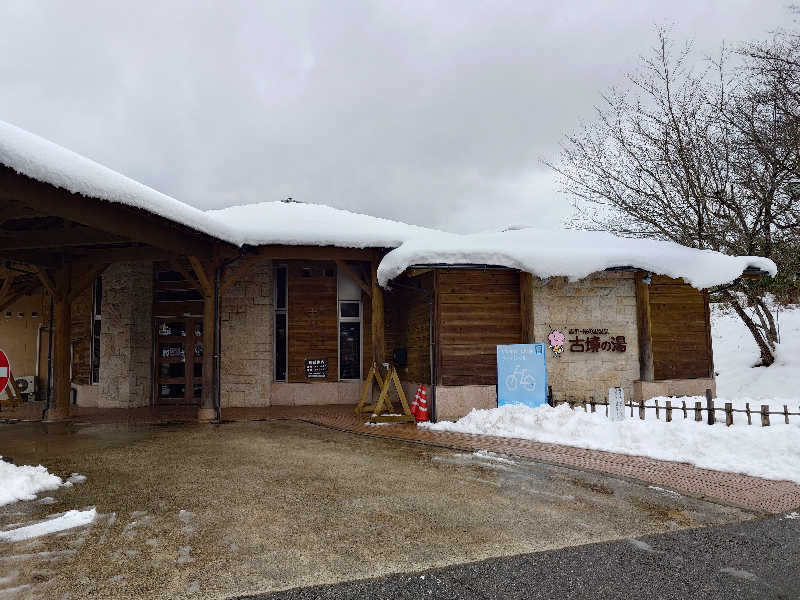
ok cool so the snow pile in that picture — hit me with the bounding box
[0,120,241,244]
[0,509,96,542]
[207,201,439,249]
[712,304,800,403]
[422,403,800,483]
[378,228,776,290]
[0,459,63,506]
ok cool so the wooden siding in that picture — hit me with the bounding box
[436,269,522,386]
[648,275,713,380]
[287,260,338,383]
[384,272,433,383]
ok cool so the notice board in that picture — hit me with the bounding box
[304,358,328,379]
[496,344,547,408]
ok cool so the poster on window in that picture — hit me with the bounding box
[496,344,548,408]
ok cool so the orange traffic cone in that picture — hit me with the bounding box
[410,387,420,418]
[415,385,429,422]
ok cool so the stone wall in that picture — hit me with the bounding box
[532,272,640,404]
[99,262,153,408]
[219,259,272,407]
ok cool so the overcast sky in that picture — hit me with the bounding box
[0,1,791,232]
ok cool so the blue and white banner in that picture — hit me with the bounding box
[496,344,548,408]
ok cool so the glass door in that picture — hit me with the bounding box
[154,317,203,405]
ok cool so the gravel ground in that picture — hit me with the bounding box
[0,419,755,599]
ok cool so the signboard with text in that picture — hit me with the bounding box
[497,344,547,408]
[608,387,625,422]
[304,358,328,379]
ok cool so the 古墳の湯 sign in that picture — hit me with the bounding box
[567,328,626,353]
[304,358,328,379]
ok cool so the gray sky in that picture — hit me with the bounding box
[0,1,791,232]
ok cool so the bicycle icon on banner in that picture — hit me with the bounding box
[504,365,537,392]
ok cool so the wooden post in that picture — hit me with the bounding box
[547,385,553,407]
[784,405,790,425]
[590,397,596,413]
[761,405,770,427]
[635,272,654,381]
[371,257,384,366]
[639,398,645,420]
[746,402,752,425]
[655,399,660,419]
[519,272,535,344]
[190,254,219,422]
[48,291,72,421]
[582,399,587,412]
[682,400,687,419]
[666,400,672,422]
[706,388,715,425]
[725,402,733,427]
[694,401,702,422]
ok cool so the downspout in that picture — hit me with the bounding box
[213,264,221,422]
[428,291,436,423]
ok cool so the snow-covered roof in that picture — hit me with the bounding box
[376,228,778,290]
[206,201,438,248]
[0,120,777,289]
[0,120,241,245]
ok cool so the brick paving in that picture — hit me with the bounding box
[3,402,799,514]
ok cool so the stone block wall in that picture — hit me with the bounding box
[99,262,153,408]
[532,272,640,403]
[219,259,272,407]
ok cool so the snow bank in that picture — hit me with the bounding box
[422,403,800,483]
[0,120,241,244]
[0,509,96,542]
[0,459,62,506]
[207,201,439,248]
[377,228,777,290]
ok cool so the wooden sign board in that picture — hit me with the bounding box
[608,387,625,422]
[305,358,328,379]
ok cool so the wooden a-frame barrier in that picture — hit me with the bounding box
[355,362,416,424]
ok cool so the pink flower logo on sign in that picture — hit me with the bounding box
[548,330,565,357]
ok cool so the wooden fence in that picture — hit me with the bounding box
[550,389,799,427]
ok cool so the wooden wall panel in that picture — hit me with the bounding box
[648,275,713,380]
[287,260,338,383]
[436,269,521,386]
[383,272,432,383]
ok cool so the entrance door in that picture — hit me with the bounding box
[154,317,203,406]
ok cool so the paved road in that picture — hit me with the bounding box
[241,514,800,600]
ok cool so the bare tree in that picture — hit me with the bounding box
[548,28,800,367]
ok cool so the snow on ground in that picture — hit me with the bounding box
[423,305,800,483]
[0,509,96,542]
[0,459,63,506]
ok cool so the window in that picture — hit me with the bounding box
[338,301,361,380]
[274,264,288,381]
[90,277,102,384]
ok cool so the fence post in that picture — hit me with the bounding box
[666,400,672,422]
[548,385,553,407]
[725,402,733,427]
[655,399,660,419]
[784,405,790,425]
[630,399,634,418]
[682,400,687,419]
[694,401,702,422]
[746,403,752,425]
[706,388,715,425]
[761,405,770,427]
[590,397,596,413]
[639,399,645,420]
[582,399,587,412]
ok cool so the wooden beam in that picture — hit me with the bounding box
[407,268,433,278]
[34,266,58,298]
[69,246,176,265]
[170,260,202,293]
[0,228,126,251]
[0,165,220,258]
[0,280,41,314]
[336,259,371,297]
[0,272,16,305]
[635,272,654,382]
[519,271,535,344]
[67,264,108,303]
[188,256,213,298]
[256,245,373,262]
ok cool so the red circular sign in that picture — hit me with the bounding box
[0,349,10,396]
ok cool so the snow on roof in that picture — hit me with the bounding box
[377,228,778,290]
[0,120,241,245]
[206,200,440,248]
[0,120,776,289]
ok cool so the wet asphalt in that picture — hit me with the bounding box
[240,512,800,600]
